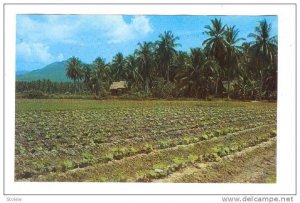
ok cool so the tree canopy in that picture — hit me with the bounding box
[18,18,278,100]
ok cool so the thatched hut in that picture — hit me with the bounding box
[109,81,128,95]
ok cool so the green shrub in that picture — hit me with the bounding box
[168,163,180,172]
[99,87,109,98]
[158,140,171,148]
[26,90,46,99]
[145,168,167,179]
[97,176,108,182]
[141,144,153,154]
[229,143,239,152]
[62,160,73,171]
[128,147,137,156]
[192,137,200,143]
[151,78,176,98]
[214,129,222,137]
[218,145,231,157]
[201,134,209,140]
[201,153,220,162]
[32,161,45,171]
[188,154,199,164]
[182,136,192,145]
[153,163,167,170]
[16,146,27,155]
[256,136,268,144]
[172,157,186,168]
[26,135,34,142]
[109,146,137,160]
[82,153,94,164]
[94,136,106,144]
[112,151,123,160]
[120,91,152,100]
[103,153,114,162]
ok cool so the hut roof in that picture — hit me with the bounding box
[109,81,128,90]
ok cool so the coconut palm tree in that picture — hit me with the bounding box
[82,63,93,90]
[156,31,180,82]
[135,42,154,93]
[248,19,277,99]
[177,48,218,98]
[66,56,83,94]
[173,51,189,84]
[209,60,222,96]
[202,18,227,71]
[91,57,109,97]
[125,54,142,90]
[224,26,244,99]
[111,52,126,81]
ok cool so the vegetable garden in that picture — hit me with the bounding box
[15,99,276,182]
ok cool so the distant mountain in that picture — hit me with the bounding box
[17,61,72,82]
[16,70,29,76]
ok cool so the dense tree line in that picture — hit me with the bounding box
[18,18,278,100]
[16,79,86,94]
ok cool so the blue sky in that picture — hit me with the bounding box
[16,15,277,71]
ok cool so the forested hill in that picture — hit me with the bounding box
[16,61,71,82]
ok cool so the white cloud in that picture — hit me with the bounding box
[16,15,153,70]
[17,15,78,44]
[131,16,153,34]
[17,42,64,63]
[99,15,153,43]
[17,15,153,45]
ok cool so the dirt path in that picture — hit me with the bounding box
[154,137,276,183]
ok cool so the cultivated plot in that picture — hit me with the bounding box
[15,99,276,182]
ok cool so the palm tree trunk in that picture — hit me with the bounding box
[166,68,170,82]
[78,79,80,94]
[227,81,230,99]
[95,88,100,98]
[145,78,149,93]
[215,78,219,95]
[227,60,230,99]
[74,80,76,94]
[166,62,170,82]
[259,69,263,100]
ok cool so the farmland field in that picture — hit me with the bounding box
[15,99,277,182]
